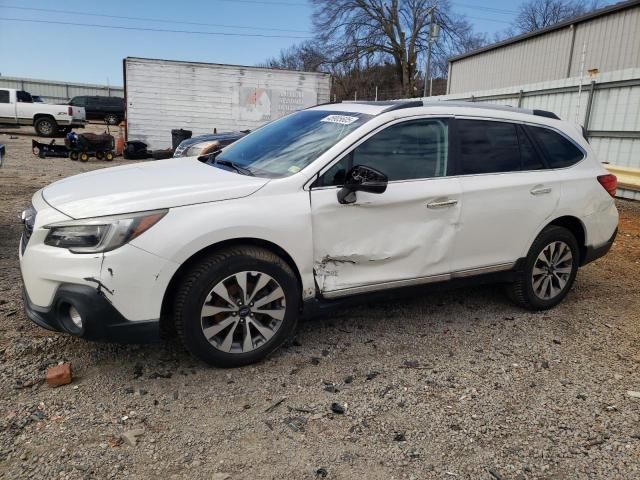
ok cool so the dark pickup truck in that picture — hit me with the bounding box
[68,96,125,125]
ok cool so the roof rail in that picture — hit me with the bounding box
[532,109,560,120]
[382,100,424,112]
[307,100,342,110]
[419,100,561,120]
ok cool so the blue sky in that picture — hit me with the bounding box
[0,0,554,86]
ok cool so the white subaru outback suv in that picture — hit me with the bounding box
[20,101,618,367]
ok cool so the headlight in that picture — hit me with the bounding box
[44,209,167,253]
[183,141,221,157]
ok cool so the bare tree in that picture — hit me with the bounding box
[310,0,484,97]
[513,0,603,33]
[261,41,327,72]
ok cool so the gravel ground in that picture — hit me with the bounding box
[1,125,640,480]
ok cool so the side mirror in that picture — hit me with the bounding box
[337,165,388,204]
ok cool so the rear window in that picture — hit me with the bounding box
[528,126,584,168]
[0,90,9,103]
[70,97,87,106]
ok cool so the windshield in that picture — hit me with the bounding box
[215,110,373,178]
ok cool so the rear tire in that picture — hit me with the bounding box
[105,114,120,125]
[34,117,57,137]
[174,246,300,367]
[506,225,579,310]
[104,151,114,161]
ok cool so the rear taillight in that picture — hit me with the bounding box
[597,174,617,197]
[68,106,73,116]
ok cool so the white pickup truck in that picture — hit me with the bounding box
[0,89,86,137]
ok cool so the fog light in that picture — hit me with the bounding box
[68,306,83,329]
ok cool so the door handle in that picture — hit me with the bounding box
[530,185,552,195]
[427,199,458,209]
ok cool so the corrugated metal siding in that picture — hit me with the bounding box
[522,90,590,123]
[569,7,640,77]
[590,137,640,169]
[124,58,331,150]
[618,189,640,200]
[449,28,573,93]
[0,76,123,104]
[449,4,640,94]
[588,84,640,131]
[423,68,640,199]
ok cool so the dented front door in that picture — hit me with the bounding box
[310,177,462,295]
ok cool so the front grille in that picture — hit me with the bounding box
[21,205,36,254]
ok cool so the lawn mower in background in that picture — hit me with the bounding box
[65,131,115,162]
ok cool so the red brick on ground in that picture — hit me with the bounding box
[46,363,72,387]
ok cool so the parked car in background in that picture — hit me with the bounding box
[20,101,618,368]
[0,88,86,136]
[68,95,124,125]
[173,131,248,158]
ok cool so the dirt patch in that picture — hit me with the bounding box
[1,126,640,479]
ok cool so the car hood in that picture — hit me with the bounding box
[42,157,269,218]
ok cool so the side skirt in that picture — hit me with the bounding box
[302,258,526,319]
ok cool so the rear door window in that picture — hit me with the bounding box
[0,90,9,103]
[457,120,521,174]
[518,125,545,170]
[16,91,33,103]
[528,126,584,168]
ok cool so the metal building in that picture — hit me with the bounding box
[437,0,640,199]
[0,76,123,104]
[447,0,640,94]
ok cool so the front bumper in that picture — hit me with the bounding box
[23,284,160,343]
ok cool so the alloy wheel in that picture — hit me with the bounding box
[531,241,573,300]
[200,271,286,354]
[39,121,53,135]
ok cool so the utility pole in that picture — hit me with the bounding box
[423,3,439,98]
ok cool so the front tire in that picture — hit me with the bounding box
[174,246,300,367]
[507,225,579,310]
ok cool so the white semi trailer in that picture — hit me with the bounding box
[123,57,332,150]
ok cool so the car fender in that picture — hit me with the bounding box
[130,190,316,300]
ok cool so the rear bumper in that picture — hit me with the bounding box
[23,284,160,343]
[581,228,617,266]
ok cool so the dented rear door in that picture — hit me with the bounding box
[309,117,461,296]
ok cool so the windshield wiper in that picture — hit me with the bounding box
[198,152,254,176]
[214,159,255,176]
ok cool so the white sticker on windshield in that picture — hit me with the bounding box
[321,115,359,125]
